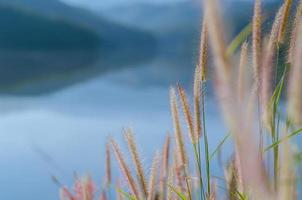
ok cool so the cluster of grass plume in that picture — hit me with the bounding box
[59,0,302,199]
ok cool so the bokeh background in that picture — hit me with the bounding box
[0,0,282,199]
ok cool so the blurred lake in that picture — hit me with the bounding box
[0,0,282,199]
[0,59,230,200]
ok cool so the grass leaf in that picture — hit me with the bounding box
[116,188,136,200]
[168,184,188,200]
[210,133,230,160]
[264,127,302,152]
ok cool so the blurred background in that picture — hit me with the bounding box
[0,0,282,199]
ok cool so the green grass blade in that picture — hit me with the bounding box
[201,81,210,196]
[116,188,136,200]
[235,191,248,200]
[264,128,302,152]
[193,144,205,200]
[226,23,252,56]
[168,184,188,200]
[210,133,230,160]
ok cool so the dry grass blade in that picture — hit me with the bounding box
[177,85,196,144]
[252,0,262,88]
[169,87,187,166]
[288,0,302,63]
[288,18,302,125]
[110,139,139,198]
[124,129,148,199]
[147,152,160,200]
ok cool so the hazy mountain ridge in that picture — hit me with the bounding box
[0,0,158,94]
[0,6,101,50]
[101,1,282,59]
[0,0,157,49]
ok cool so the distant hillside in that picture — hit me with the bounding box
[98,1,282,88]
[0,6,100,50]
[0,0,157,50]
[102,1,281,58]
[0,0,157,94]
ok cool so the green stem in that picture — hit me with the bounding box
[193,144,205,200]
[272,43,280,190]
[201,81,210,196]
[184,170,192,200]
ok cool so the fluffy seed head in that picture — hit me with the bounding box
[278,0,292,43]
[288,0,302,63]
[237,42,248,103]
[177,85,197,144]
[169,87,187,166]
[199,19,208,81]
[147,152,160,200]
[110,139,139,198]
[252,0,262,88]
[104,142,111,187]
[124,129,148,198]
[288,18,302,125]
[261,5,284,131]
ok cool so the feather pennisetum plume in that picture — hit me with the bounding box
[203,0,237,131]
[177,85,196,144]
[203,1,272,198]
[261,6,284,131]
[124,129,148,199]
[278,0,292,43]
[110,139,139,198]
[147,152,160,200]
[172,148,185,194]
[288,18,302,125]
[169,87,187,166]
[104,142,111,187]
[74,176,95,200]
[224,157,239,200]
[203,0,230,82]
[194,19,207,139]
[237,42,248,104]
[252,0,262,88]
[288,0,302,64]
[159,134,170,199]
[199,19,208,82]
[193,66,202,140]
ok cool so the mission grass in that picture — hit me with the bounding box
[59,0,302,199]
